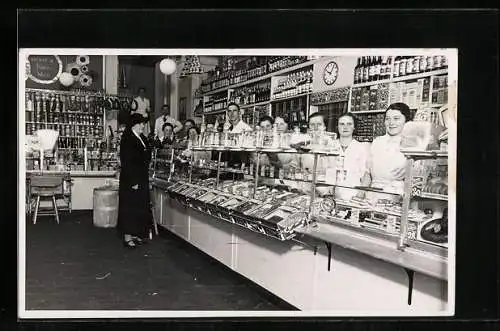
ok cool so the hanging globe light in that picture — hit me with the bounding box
[59,72,75,86]
[159,58,177,75]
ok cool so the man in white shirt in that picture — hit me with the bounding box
[133,87,151,136]
[218,103,252,174]
[154,104,183,139]
[227,102,252,133]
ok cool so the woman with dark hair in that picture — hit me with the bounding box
[365,102,413,193]
[117,113,154,248]
[335,112,370,200]
[161,122,175,146]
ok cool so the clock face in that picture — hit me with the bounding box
[323,61,339,85]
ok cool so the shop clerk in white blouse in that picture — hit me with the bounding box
[365,102,412,194]
[335,113,370,200]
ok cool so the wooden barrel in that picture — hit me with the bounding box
[93,185,119,228]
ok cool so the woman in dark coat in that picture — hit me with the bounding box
[117,113,153,248]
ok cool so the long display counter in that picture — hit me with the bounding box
[151,178,449,314]
[26,170,117,210]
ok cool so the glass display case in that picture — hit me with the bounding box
[151,124,449,257]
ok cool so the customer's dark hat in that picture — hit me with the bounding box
[128,113,148,127]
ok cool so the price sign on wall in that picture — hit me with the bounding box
[411,176,425,197]
[27,55,63,84]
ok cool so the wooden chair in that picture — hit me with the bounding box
[28,173,70,224]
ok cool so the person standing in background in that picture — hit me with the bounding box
[132,87,152,136]
[160,123,176,146]
[105,109,119,139]
[154,104,183,139]
[179,119,196,140]
[117,114,153,249]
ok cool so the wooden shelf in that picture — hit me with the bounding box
[351,109,386,114]
[352,69,448,88]
[401,150,448,158]
[239,100,271,109]
[203,58,325,96]
[202,109,226,116]
[271,91,311,102]
[25,110,104,115]
[415,192,448,201]
[26,122,102,126]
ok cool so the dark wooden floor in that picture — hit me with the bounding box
[24,211,296,311]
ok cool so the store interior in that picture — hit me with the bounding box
[22,53,453,314]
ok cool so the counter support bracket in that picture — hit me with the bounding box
[325,241,332,271]
[404,268,414,305]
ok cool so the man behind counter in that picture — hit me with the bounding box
[218,103,252,179]
[227,102,252,133]
[154,104,183,139]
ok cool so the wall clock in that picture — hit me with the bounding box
[323,61,339,85]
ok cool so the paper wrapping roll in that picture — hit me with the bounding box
[93,186,119,228]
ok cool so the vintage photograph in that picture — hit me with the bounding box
[18,49,457,318]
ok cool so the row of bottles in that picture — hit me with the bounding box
[272,69,313,100]
[25,92,106,114]
[57,137,91,149]
[204,94,228,113]
[26,111,103,125]
[26,122,104,137]
[230,81,271,105]
[267,56,308,73]
[354,55,449,84]
[354,56,392,84]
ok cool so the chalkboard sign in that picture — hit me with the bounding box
[27,55,63,84]
[25,55,103,91]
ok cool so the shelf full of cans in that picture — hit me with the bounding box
[353,55,449,85]
[201,56,311,94]
[203,91,229,114]
[25,89,105,139]
[229,80,272,106]
[349,58,448,143]
[271,68,313,100]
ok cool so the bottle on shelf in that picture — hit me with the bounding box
[426,55,434,72]
[374,56,381,81]
[379,56,387,80]
[362,57,370,83]
[354,57,361,84]
[367,56,374,82]
[405,56,414,76]
[393,56,401,78]
[399,56,407,77]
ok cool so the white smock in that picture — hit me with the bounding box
[334,139,370,200]
[367,134,407,202]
